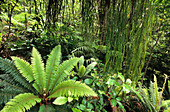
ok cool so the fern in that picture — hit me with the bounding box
[138,75,167,112]
[1,93,41,112]
[49,58,80,92]
[45,45,61,92]
[0,45,97,112]
[11,57,34,83]
[0,57,35,93]
[153,75,159,109]
[49,80,97,98]
[31,47,46,94]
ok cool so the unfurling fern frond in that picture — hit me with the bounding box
[50,58,80,91]
[49,80,97,98]
[45,45,61,92]
[1,93,41,112]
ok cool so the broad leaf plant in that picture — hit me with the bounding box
[0,45,97,112]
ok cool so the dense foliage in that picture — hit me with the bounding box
[0,0,169,111]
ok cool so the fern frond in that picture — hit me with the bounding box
[0,74,36,94]
[154,75,159,109]
[49,58,80,91]
[49,80,97,98]
[0,57,35,93]
[71,46,95,57]
[11,57,34,83]
[0,84,25,104]
[0,79,27,93]
[149,81,155,104]
[79,56,84,67]
[138,85,153,111]
[31,47,46,94]
[1,93,41,112]
[45,45,61,92]
[0,90,17,104]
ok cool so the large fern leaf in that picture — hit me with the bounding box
[11,57,34,83]
[48,80,97,98]
[45,45,61,92]
[31,47,46,94]
[1,93,41,112]
[0,74,35,104]
[0,74,30,93]
[0,57,35,93]
[49,58,80,91]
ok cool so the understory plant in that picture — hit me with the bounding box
[0,45,97,112]
[139,74,169,112]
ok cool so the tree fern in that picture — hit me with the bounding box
[49,80,97,98]
[1,93,41,112]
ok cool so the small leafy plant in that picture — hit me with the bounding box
[0,45,97,112]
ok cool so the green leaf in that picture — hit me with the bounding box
[123,84,131,93]
[87,102,94,109]
[161,100,170,108]
[116,97,121,101]
[118,73,125,82]
[11,57,34,83]
[111,99,117,107]
[129,85,145,103]
[38,104,56,112]
[79,104,86,111]
[78,66,85,77]
[106,78,120,86]
[154,75,159,108]
[72,108,82,112]
[48,80,97,98]
[45,45,61,92]
[31,47,46,94]
[117,101,126,112]
[84,62,97,76]
[79,56,84,67]
[1,93,41,112]
[68,97,73,102]
[53,97,68,105]
[84,79,93,85]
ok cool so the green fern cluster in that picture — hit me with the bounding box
[0,45,97,112]
[138,75,168,112]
